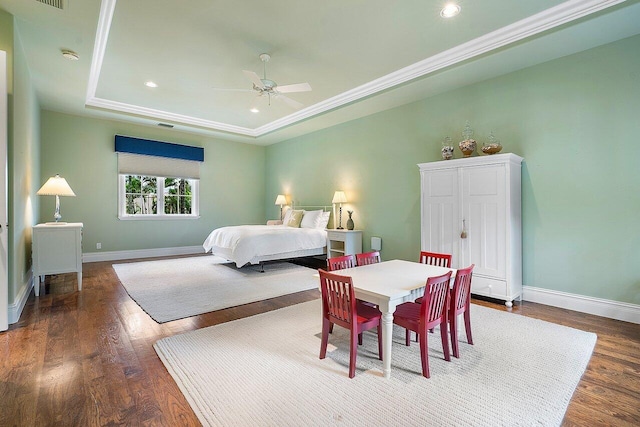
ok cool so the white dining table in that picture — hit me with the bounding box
[332,259,456,379]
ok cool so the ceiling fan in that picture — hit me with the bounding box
[214,53,312,110]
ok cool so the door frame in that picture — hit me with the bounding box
[1,50,8,331]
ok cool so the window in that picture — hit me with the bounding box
[119,174,199,219]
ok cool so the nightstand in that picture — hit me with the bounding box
[32,223,83,296]
[326,229,363,258]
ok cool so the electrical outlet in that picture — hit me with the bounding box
[96,242,102,250]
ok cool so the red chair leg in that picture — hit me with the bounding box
[440,321,451,362]
[320,318,330,359]
[419,330,430,378]
[405,328,411,346]
[450,313,460,358]
[464,310,473,345]
[358,332,363,345]
[329,323,334,334]
[349,329,358,378]
[416,329,433,343]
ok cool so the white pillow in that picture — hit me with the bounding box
[282,208,293,225]
[316,211,330,229]
[300,210,322,229]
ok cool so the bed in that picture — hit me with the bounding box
[202,206,331,268]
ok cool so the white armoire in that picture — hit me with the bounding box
[418,153,523,306]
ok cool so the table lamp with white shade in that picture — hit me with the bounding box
[37,174,76,224]
[275,194,287,220]
[332,191,347,229]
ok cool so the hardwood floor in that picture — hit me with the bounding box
[1,257,638,426]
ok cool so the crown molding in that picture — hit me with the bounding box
[85,96,257,137]
[87,0,626,139]
[86,0,116,103]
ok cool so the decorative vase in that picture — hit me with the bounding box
[459,121,476,157]
[441,136,454,160]
[346,211,354,230]
[481,131,503,155]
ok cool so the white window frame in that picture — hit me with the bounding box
[118,174,200,220]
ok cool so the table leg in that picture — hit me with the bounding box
[381,312,393,378]
[34,273,41,297]
[77,271,82,291]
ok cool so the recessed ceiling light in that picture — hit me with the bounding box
[440,3,461,18]
[145,81,158,88]
[250,108,260,113]
[61,49,79,60]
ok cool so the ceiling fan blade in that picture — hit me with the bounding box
[277,94,304,109]
[242,70,264,88]
[276,82,312,93]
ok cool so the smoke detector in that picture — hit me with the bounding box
[61,49,79,60]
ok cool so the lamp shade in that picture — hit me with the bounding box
[37,174,76,197]
[274,194,287,206]
[332,191,347,204]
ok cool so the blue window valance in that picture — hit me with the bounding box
[115,135,204,162]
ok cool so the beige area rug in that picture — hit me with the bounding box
[112,256,318,323]
[154,299,597,426]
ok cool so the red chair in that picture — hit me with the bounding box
[449,264,475,358]
[327,254,356,271]
[318,269,383,378]
[393,271,453,378]
[413,251,452,341]
[419,251,452,268]
[355,251,381,308]
[327,254,375,331]
[356,251,381,266]
[326,255,357,333]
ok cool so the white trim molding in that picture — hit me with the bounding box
[9,271,33,324]
[83,245,204,263]
[86,0,625,138]
[523,286,640,325]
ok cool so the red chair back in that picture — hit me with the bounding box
[327,254,356,271]
[451,264,474,316]
[355,251,381,266]
[318,269,356,327]
[419,251,452,268]
[420,271,453,327]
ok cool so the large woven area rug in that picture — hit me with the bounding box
[155,299,597,426]
[112,256,317,323]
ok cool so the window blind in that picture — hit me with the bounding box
[115,135,204,179]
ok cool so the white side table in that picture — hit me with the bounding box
[326,229,363,259]
[32,222,83,296]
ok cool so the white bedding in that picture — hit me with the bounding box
[202,225,327,267]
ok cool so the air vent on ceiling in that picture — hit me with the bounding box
[36,0,64,10]
[157,123,174,128]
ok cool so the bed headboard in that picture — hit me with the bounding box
[290,204,334,228]
[290,204,332,212]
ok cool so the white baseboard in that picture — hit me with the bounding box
[523,286,640,325]
[83,245,205,263]
[9,270,33,324]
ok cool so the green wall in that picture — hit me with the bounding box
[1,10,41,305]
[39,112,266,254]
[266,35,640,305]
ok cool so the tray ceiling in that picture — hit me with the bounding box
[1,0,639,144]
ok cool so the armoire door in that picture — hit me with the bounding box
[420,168,460,263]
[460,164,507,279]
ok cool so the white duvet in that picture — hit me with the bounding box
[202,225,327,267]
